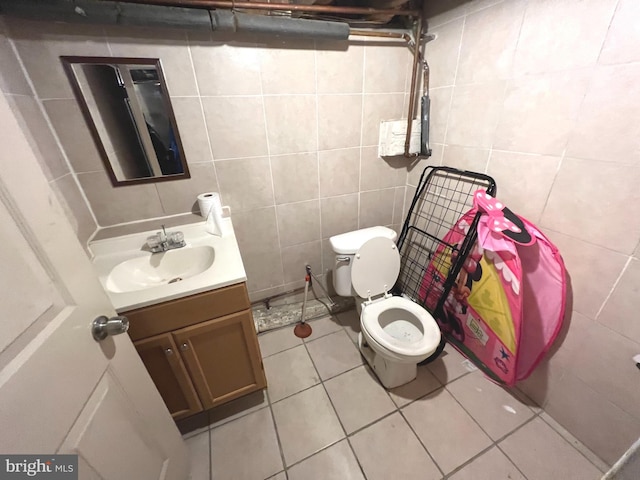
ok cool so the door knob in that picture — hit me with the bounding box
[92,315,129,341]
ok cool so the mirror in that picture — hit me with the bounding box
[61,56,190,186]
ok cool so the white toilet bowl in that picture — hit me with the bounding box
[330,228,441,388]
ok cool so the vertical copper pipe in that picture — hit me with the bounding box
[404,16,422,158]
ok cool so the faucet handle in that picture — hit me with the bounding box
[146,234,161,250]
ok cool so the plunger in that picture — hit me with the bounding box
[294,269,313,339]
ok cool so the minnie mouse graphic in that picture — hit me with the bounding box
[439,241,484,342]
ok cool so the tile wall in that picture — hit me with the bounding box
[2,18,413,297]
[0,20,97,247]
[413,0,640,466]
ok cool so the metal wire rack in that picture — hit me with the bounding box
[394,166,497,332]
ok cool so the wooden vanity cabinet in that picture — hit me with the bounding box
[125,282,266,420]
[134,333,203,419]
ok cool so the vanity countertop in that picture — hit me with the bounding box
[89,218,246,312]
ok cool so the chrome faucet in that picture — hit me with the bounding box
[146,225,186,253]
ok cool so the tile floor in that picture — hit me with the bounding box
[182,310,609,480]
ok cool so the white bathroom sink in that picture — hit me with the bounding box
[105,245,216,293]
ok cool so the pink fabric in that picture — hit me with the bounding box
[418,192,566,385]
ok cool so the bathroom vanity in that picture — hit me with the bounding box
[90,218,266,420]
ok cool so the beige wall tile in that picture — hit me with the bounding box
[259,40,315,95]
[364,42,409,93]
[50,174,97,246]
[598,259,640,342]
[318,148,360,197]
[202,96,268,160]
[446,81,505,148]
[321,194,358,239]
[494,71,590,155]
[277,200,321,247]
[545,230,628,319]
[156,162,218,215]
[513,0,617,76]
[486,151,559,223]
[232,206,284,292]
[281,241,322,284]
[42,99,104,174]
[361,93,404,147]
[544,371,640,466]
[316,42,364,94]
[360,146,406,191]
[392,186,406,225]
[359,188,395,229]
[566,64,640,166]
[424,18,464,89]
[442,145,489,172]
[318,94,362,150]
[106,26,198,97]
[190,39,262,96]
[541,158,640,254]
[7,95,69,181]
[77,170,164,225]
[456,0,526,84]
[264,95,317,155]
[215,157,274,212]
[428,87,452,145]
[171,97,213,164]
[8,18,110,99]
[270,152,319,205]
[0,32,30,95]
[406,144,443,187]
[599,0,640,65]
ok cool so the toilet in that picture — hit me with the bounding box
[330,226,441,388]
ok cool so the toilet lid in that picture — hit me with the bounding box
[351,237,400,298]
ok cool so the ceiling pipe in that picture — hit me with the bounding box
[119,0,421,17]
[404,15,422,158]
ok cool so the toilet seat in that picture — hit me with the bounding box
[361,296,441,359]
[350,237,441,362]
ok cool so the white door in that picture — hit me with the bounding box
[0,88,189,477]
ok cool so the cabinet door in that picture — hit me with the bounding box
[134,333,203,420]
[173,310,266,409]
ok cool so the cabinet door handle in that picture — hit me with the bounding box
[180,343,189,351]
[164,348,174,356]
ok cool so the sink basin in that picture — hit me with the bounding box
[105,245,215,293]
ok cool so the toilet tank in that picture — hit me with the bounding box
[329,226,398,297]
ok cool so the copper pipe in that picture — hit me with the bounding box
[404,16,421,158]
[118,0,421,16]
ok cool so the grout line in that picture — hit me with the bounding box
[186,38,221,197]
[537,411,610,474]
[594,255,631,320]
[264,389,289,478]
[595,0,622,64]
[206,410,213,480]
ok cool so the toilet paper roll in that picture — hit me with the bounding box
[197,192,222,218]
[197,192,224,236]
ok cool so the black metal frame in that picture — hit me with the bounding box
[394,166,496,358]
